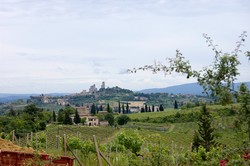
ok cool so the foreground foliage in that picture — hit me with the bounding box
[129,31,249,105]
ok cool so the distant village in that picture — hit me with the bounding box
[28,81,151,126]
[24,80,213,127]
[0,81,212,127]
[29,81,106,105]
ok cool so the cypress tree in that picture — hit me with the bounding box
[100,105,103,111]
[52,111,56,122]
[96,105,99,114]
[141,107,145,113]
[118,101,121,114]
[126,103,129,114]
[63,112,73,125]
[145,103,148,112]
[197,104,216,152]
[174,100,178,109]
[107,103,112,113]
[73,109,81,124]
[159,104,164,111]
[122,104,125,114]
[238,83,250,141]
[91,104,96,115]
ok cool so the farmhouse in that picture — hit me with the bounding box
[84,115,99,126]
[73,114,99,126]
[71,107,109,126]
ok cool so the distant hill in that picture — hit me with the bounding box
[0,94,31,103]
[0,93,70,103]
[138,82,250,95]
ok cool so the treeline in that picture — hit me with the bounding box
[0,104,85,138]
[0,104,52,137]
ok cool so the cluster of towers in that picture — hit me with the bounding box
[89,81,105,93]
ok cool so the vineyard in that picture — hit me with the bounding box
[8,126,249,166]
[3,105,248,166]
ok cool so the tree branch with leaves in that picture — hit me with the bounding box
[128,31,249,105]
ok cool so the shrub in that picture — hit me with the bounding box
[117,130,143,155]
[116,115,130,125]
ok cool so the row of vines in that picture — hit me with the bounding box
[7,127,249,166]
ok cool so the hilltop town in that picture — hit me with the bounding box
[0,81,213,117]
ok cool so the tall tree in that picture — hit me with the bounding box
[57,109,64,123]
[118,101,121,114]
[174,100,178,109]
[96,105,99,114]
[126,103,129,114]
[52,111,56,122]
[237,83,250,141]
[145,103,148,112]
[107,103,112,113]
[152,105,155,112]
[148,106,151,112]
[197,104,216,152]
[122,104,125,114]
[159,104,164,111]
[90,104,96,115]
[141,107,145,113]
[73,109,81,124]
[63,112,73,125]
[99,105,103,111]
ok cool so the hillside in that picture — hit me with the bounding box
[0,94,32,103]
[0,85,213,115]
[0,93,70,103]
[13,104,246,166]
[138,82,250,95]
[2,82,249,103]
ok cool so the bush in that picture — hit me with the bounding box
[116,115,130,125]
[116,130,142,155]
[105,113,115,126]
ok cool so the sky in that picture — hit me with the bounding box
[0,0,250,94]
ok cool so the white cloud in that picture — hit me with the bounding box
[0,0,249,20]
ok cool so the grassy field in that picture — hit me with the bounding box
[124,120,240,150]
[124,104,241,148]
[127,104,240,120]
[127,108,200,120]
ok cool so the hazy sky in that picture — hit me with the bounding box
[0,0,250,93]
